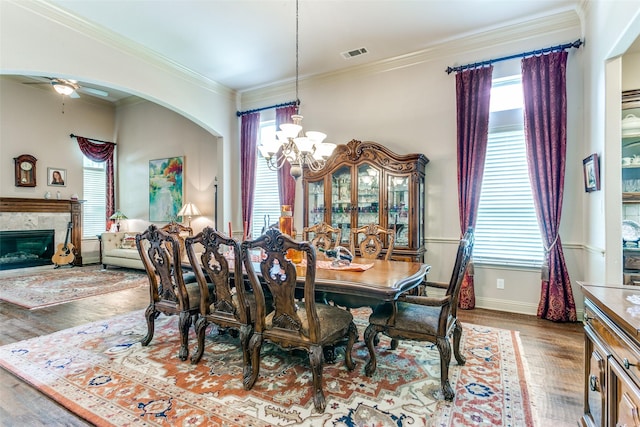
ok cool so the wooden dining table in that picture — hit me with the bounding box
[299,257,430,301]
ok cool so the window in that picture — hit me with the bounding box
[474,75,544,266]
[83,157,106,238]
[251,121,281,238]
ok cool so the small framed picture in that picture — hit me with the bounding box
[48,168,67,187]
[583,154,600,192]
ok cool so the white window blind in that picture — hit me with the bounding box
[251,122,281,238]
[474,75,544,267]
[83,158,106,238]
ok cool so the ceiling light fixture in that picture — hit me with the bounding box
[257,0,336,180]
[52,81,76,96]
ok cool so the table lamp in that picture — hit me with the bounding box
[178,202,201,228]
[109,210,128,231]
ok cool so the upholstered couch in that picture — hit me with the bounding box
[101,231,144,270]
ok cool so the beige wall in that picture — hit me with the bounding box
[3,0,640,316]
[115,99,218,235]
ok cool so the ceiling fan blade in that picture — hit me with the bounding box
[79,87,109,97]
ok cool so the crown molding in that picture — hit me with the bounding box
[15,0,235,99]
[241,9,581,108]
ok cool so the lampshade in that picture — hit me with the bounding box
[109,210,127,220]
[178,203,201,217]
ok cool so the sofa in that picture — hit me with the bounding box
[101,231,144,270]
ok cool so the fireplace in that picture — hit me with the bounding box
[0,230,55,270]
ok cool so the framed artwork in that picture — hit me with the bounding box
[583,153,600,192]
[149,156,184,222]
[48,167,67,187]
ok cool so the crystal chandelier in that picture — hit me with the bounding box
[257,0,336,180]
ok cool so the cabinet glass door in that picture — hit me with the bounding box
[307,180,325,226]
[388,174,409,246]
[356,164,380,228]
[331,166,352,244]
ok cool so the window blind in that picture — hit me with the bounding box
[474,129,544,266]
[83,161,106,238]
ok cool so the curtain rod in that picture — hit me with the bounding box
[445,39,583,75]
[236,100,299,117]
[69,133,115,145]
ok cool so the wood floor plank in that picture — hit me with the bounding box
[0,267,584,426]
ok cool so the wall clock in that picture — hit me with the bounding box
[14,154,37,187]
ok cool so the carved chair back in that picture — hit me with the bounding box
[136,224,200,360]
[350,223,395,260]
[161,221,193,263]
[303,222,342,251]
[185,226,253,365]
[240,228,357,412]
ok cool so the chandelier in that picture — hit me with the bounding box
[257,0,336,180]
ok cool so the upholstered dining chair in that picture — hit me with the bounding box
[185,227,255,367]
[240,228,357,413]
[350,223,395,261]
[136,224,202,361]
[302,222,342,252]
[363,227,474,401]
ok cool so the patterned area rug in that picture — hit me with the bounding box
[0,309,535,426]
[0,266,147,309]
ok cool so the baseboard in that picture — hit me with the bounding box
[427,287,584,320]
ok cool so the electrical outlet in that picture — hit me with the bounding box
[497,278,505,289]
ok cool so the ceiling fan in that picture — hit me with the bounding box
[22,77,109,99]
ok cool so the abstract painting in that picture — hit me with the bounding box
[149,156,183,222]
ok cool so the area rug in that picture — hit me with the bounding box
[0,308,535,426]
[0,266,147,309]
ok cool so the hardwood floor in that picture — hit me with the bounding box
[0,267,583,426]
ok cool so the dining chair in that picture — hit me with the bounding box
[350,223,395,261]
[161,221,193,263]
[363,227,474,401]
[302,222,342,251]
[136,224,202,361]
[185,227,255,366]
[240,228,357,413]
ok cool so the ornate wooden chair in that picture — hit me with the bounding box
[363,227,474,401]
[136,224,202,361]
[185,227,255,367]
[350,223,395,261]
[240,228,357,413]
[161,221,193,263]
[303,222,342,251]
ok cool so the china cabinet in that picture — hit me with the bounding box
[302,139,428,262]
[621,90,640,285]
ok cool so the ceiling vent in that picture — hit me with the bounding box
[341,47,368,59]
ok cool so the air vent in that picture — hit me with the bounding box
[341,47,368,59]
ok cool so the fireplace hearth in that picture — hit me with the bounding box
[0,230,55,270]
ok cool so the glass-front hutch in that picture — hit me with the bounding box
[303,139,428,262]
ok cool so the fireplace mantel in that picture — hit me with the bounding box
[0,197,84,266]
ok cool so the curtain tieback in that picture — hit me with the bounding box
[540,234,558,282]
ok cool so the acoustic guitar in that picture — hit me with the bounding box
[52,222,75,268]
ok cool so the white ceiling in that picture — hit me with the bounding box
[44,0,584,95]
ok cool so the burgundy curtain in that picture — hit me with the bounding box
[75,136,116,222]
[241,112,260,238]
[522,51,576,322]
[276,105,298,213]
[456,66,493,310]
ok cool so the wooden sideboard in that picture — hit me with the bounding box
[580,282,640,427]
[0,197,84,266]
